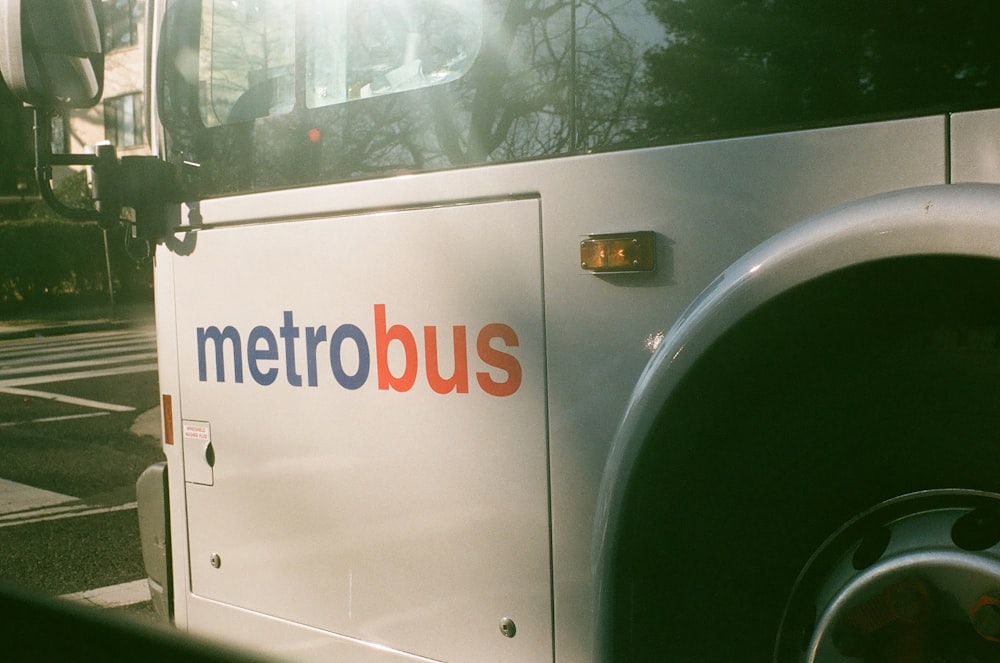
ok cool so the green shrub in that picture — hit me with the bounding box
[0,171,152,315]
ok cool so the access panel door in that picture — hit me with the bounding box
[171,197,551,662]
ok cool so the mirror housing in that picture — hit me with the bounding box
[0,0,103,109]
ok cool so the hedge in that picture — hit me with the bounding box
[0,172,153,315]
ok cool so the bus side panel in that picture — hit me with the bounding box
[951,108,1000,184]
[155,114,946,662]
[153,239,190,627]
[170,199,552,663]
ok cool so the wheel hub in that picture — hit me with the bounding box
[777,490,1000,662]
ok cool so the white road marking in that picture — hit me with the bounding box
[0,501,98,522]
[0,329,156,423]
[0,340,155,366]
[0,331,155,432]
[0,386,136,412]
[0,478,75,513]
[0,412,111,427]
[0,362,158,389]
[60,579,151,608]
[1,331,155,609]
[0,352,157,377]
[0,478,138,528]
[0,330,141,349]
[0,502,138,528]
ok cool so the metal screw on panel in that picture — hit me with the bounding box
[210,553,222,569]
[499,617,517,638]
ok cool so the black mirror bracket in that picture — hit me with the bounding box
[33,108,105,223]
[32,108,195,247]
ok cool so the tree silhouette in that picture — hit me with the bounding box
[642,0,1000,141]
[0,82,37,213]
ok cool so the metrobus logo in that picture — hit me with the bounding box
[196,305,522,397]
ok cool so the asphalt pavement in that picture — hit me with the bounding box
[0,303,161,618]
[0,300,161,438]
[0,302,161,435]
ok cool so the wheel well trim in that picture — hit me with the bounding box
[591,182,1000,658]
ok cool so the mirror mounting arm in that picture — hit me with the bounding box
[31,108,117,226]
[30,108,192,245]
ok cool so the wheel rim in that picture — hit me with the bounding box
[777,489,1000,662]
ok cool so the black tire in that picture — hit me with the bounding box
[613,258,1000,661]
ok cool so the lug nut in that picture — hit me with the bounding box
[832,623,865,656]
[971,600,1000,640]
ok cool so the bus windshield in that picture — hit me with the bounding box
[161,0,1000,198]
[199,0,481,126]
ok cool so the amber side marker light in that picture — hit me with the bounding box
[580,231,655,273]
[162,394,174,445]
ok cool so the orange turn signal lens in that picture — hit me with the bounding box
[580,231,655,273]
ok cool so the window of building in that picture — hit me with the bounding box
[104,0,141,51]
[104,94,145,148]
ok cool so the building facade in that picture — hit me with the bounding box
[60,0,148,163]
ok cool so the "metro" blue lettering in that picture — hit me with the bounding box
[198,325,244,383]
[247,326,278,385]
[330,324,370,390]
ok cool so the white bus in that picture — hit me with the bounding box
[6,0,1000,661]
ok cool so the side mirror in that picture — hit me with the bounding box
[0,0,185,248]
[0,0,103,109]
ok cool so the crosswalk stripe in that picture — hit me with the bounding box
[0,478,76,513]
[0,502,138,528]
[0,352,157,378]
[0,386,136,412]
[0,328,157,412]
[0,332,154,356]
[0,341,156,367]
[0,362,158,389]
[0,412,111,427]
[60,579,150,608]
[0,501,95,523]
[0,331,157,606]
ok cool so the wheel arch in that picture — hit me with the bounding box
[593,182,1000,659]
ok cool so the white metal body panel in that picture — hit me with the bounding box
[168,199,551,662]
[952,108,1000,184]
[152,113,958,662]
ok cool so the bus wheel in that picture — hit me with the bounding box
[776,489,1000,662]
[617,322,1000,661]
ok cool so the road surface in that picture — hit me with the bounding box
[0,326,161,616]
